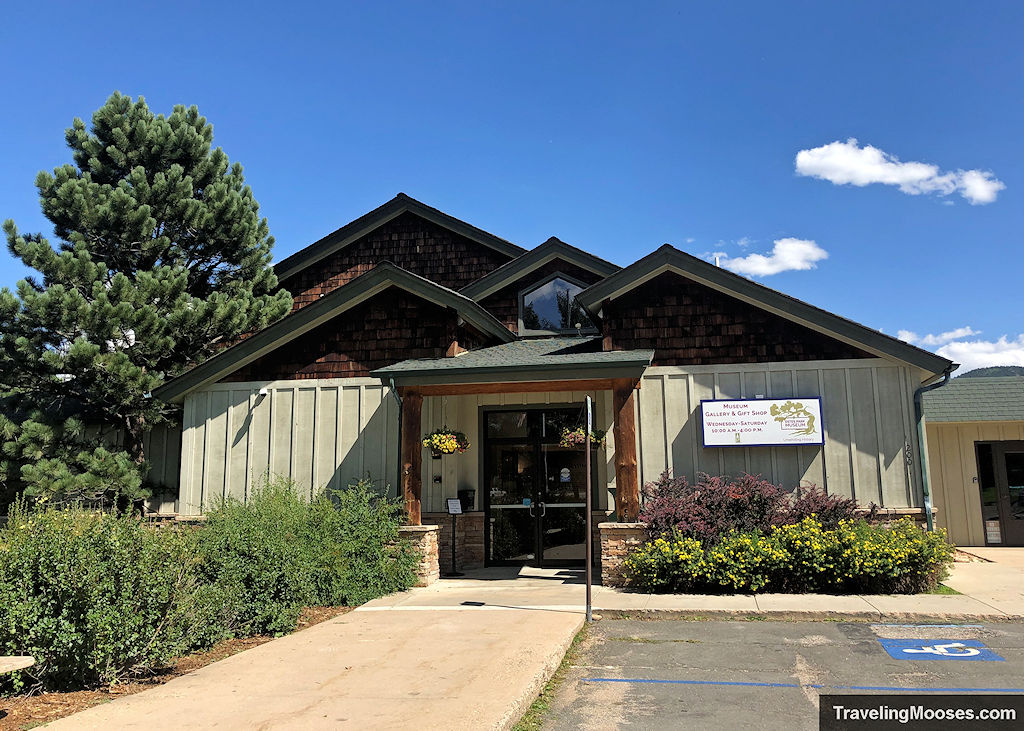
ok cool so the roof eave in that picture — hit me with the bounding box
[460,238,620,300]
[274,194,525,283]
[372,357,653,387]
[156,263,515,404]
[577,246,954,378]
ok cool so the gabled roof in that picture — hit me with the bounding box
[274,193,527,283]
[460,236,620,300]
[576,244,956,379]
[372,336,653,386]
[156,262,517,403]
[923,377,1024,422]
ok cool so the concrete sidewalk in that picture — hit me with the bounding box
[587,551,1024,621]
[360,562,1023,622]
[43,570,584,731]
[943,547,1024,617]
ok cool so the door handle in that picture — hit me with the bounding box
[539,502,546,517]
[528,503,535,518]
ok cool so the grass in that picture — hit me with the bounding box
[927,583,962,595]
[513,624,589,731]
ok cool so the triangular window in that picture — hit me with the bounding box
[518,273,596,336]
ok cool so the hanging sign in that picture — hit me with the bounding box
[701,398,824,447]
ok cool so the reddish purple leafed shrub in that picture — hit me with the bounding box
[788,484,864,529]
[640,472,789,544]
[639,472,864,543]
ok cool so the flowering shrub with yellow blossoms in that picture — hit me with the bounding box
[422,428,470,455]
[621,517,953,595]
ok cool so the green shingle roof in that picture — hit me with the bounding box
[372,337,654,386]
[922,376,1024,422]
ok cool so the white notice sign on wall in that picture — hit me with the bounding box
[700,398,824,447]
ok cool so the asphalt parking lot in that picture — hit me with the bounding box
[542,619,1024,730]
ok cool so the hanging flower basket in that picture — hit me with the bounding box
[558,426,606,449]
[422,428,471,457]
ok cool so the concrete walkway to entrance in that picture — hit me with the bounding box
[944,548,1024,617]
[44,568,585,731]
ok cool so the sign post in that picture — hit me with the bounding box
[445,497,464,577]
[585,395,593,623]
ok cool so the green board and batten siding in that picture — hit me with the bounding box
[178,378,399,514]
[635,359,924,507]
[174,358,926,516]
[176,380,616,515]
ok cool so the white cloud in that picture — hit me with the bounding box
[898,327,1024,372]
[958,169,1006,205]
[685,237,696,244]
[938,335,1024,373]
[795,139,1005,205]
[718,238,828,277]
[899,326,981,347]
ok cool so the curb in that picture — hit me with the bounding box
[498,614,585,731]
[595,608,1024,623]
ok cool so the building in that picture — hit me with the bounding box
[924,377,1024,547]
[151,194,956,573]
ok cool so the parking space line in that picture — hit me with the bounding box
[583,678,1024,693]
[584,678,816,689]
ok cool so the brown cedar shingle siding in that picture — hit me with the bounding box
[281,211,515,311]
[221,288,460,381]
[602,272,873,366]
[477,259,606,332]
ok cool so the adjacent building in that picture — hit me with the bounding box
[924,377,1024,547]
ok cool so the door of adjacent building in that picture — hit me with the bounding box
[484,407,594,567]
[976,441,1024,546]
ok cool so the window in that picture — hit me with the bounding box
[518,274,595,335]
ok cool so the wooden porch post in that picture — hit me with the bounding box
[612,378,640,522]
[400,388,423,526]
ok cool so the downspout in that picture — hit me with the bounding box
[389,378,403,501]
[913,365,954,532]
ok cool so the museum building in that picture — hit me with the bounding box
[147,194,963,578]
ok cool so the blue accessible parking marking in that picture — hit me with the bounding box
[878,638,1004,662]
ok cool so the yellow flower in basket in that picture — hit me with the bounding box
[422,427,471,455]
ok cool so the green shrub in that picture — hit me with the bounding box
[0,475,418,693]
[0,503,201,691]
[197,480,320,636]
[622,518,953,595]
[320,479,419,606]
[618,535,705,592]
[196,476,418,636]
[702,531,776,592]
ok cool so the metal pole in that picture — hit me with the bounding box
[449,513,463,577]
[585,395,593,623]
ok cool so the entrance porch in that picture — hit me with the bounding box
[371,337,654,577]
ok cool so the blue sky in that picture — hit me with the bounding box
[2,1,1021,371]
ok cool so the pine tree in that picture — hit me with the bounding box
[0,92,292,506]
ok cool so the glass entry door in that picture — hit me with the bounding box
[484,407,592,567]
[993,442,1024,546]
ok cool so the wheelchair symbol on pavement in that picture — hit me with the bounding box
[878,637,1004,662]
[902,642,980,657]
